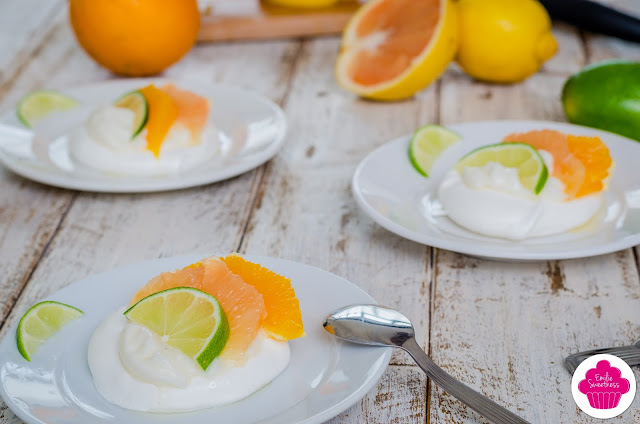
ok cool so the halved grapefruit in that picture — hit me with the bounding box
[335,0,458,100]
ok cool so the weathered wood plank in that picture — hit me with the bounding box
[233,37,435,422]
[0,0,66,87]
[429,250,640,423]
[237,37,436,365]
[327,365,428,424]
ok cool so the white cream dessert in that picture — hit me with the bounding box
[87,255,304,413]
[88,309,289,412]
[69,84,220,176]
[437,130,614,240]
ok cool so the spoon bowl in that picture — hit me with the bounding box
[323,304,414,347]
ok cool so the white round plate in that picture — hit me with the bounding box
[352,120,640,261]
[0,254,390,424]
[0,79,286,192]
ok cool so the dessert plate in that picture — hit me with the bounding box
[352,120,640,261]
[0,254,390,424]
[0,79,286,192]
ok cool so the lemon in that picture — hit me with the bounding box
[456,0,557,83]
[335,0,458,100]
[17,90,78,128]
[113,91,149,138]
[409,124,461,177]
[16,301,83,361]
[456,143,548,194]
[124,287,230,371]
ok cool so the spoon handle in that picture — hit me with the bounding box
[402,339,530,424]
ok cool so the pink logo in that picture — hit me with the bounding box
[578,360,631,409]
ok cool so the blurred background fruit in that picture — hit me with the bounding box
[335,0,458,100]
[262,0,342,8]
[456,0,557,83]
[562,60,640,142]
[69,0,200,76]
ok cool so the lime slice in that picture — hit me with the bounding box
[455,142,549,194]
[409,124,461,177]
[16,301,83,361]
[17,90,78,128]
[113,91,148,137]
[124,287,229,371]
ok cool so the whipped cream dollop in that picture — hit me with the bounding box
[438,151,603,239]
[69,106,220,176]
[88,308,290,412]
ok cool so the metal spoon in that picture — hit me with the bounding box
[323,304,529,424]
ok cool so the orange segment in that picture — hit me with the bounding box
[567,135,613,197]
[503,130,586,199]
[221,254,304,341]
[201,258,266,361]
[160,84,209,143]
[138,84,178,157]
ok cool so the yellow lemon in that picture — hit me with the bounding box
[335,0,458,101]
[456,0,557,83]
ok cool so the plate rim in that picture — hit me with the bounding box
[0,79,287,193]
[352,119,640,261]
[0,253,391,424]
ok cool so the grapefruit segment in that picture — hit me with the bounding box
[160,84,210,143]
[129,257,266,361]
[336,0,457,100]
[200,257,266,360]
[130,262,205,305]
[502,129,613,199]
[221,254,304,341]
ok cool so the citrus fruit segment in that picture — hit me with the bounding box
[138,85,178,157]
[409,124,461,177]
[129,257,266,362]
[335,0,457,100]
[221,254,304,341]
[201,258,266,361]
[455,142,548,194]
[124,287,229,371]
[17,90,79,128]
[567,134,613,198]
[113,91,148,138]
[16,301,83,361]
[502,129,609,199]
[160,84,210,143]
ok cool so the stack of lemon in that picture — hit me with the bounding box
[335,0,558,100]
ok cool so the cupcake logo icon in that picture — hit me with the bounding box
[571,354,636,419]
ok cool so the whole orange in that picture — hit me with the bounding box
[69,0,200,76]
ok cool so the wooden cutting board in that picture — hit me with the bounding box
[198,0,361,42]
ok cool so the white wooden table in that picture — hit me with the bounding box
[1,1,640,423]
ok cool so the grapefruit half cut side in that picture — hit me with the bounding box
[335,0,458,101]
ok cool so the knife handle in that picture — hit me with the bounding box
[539,0,640,43]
